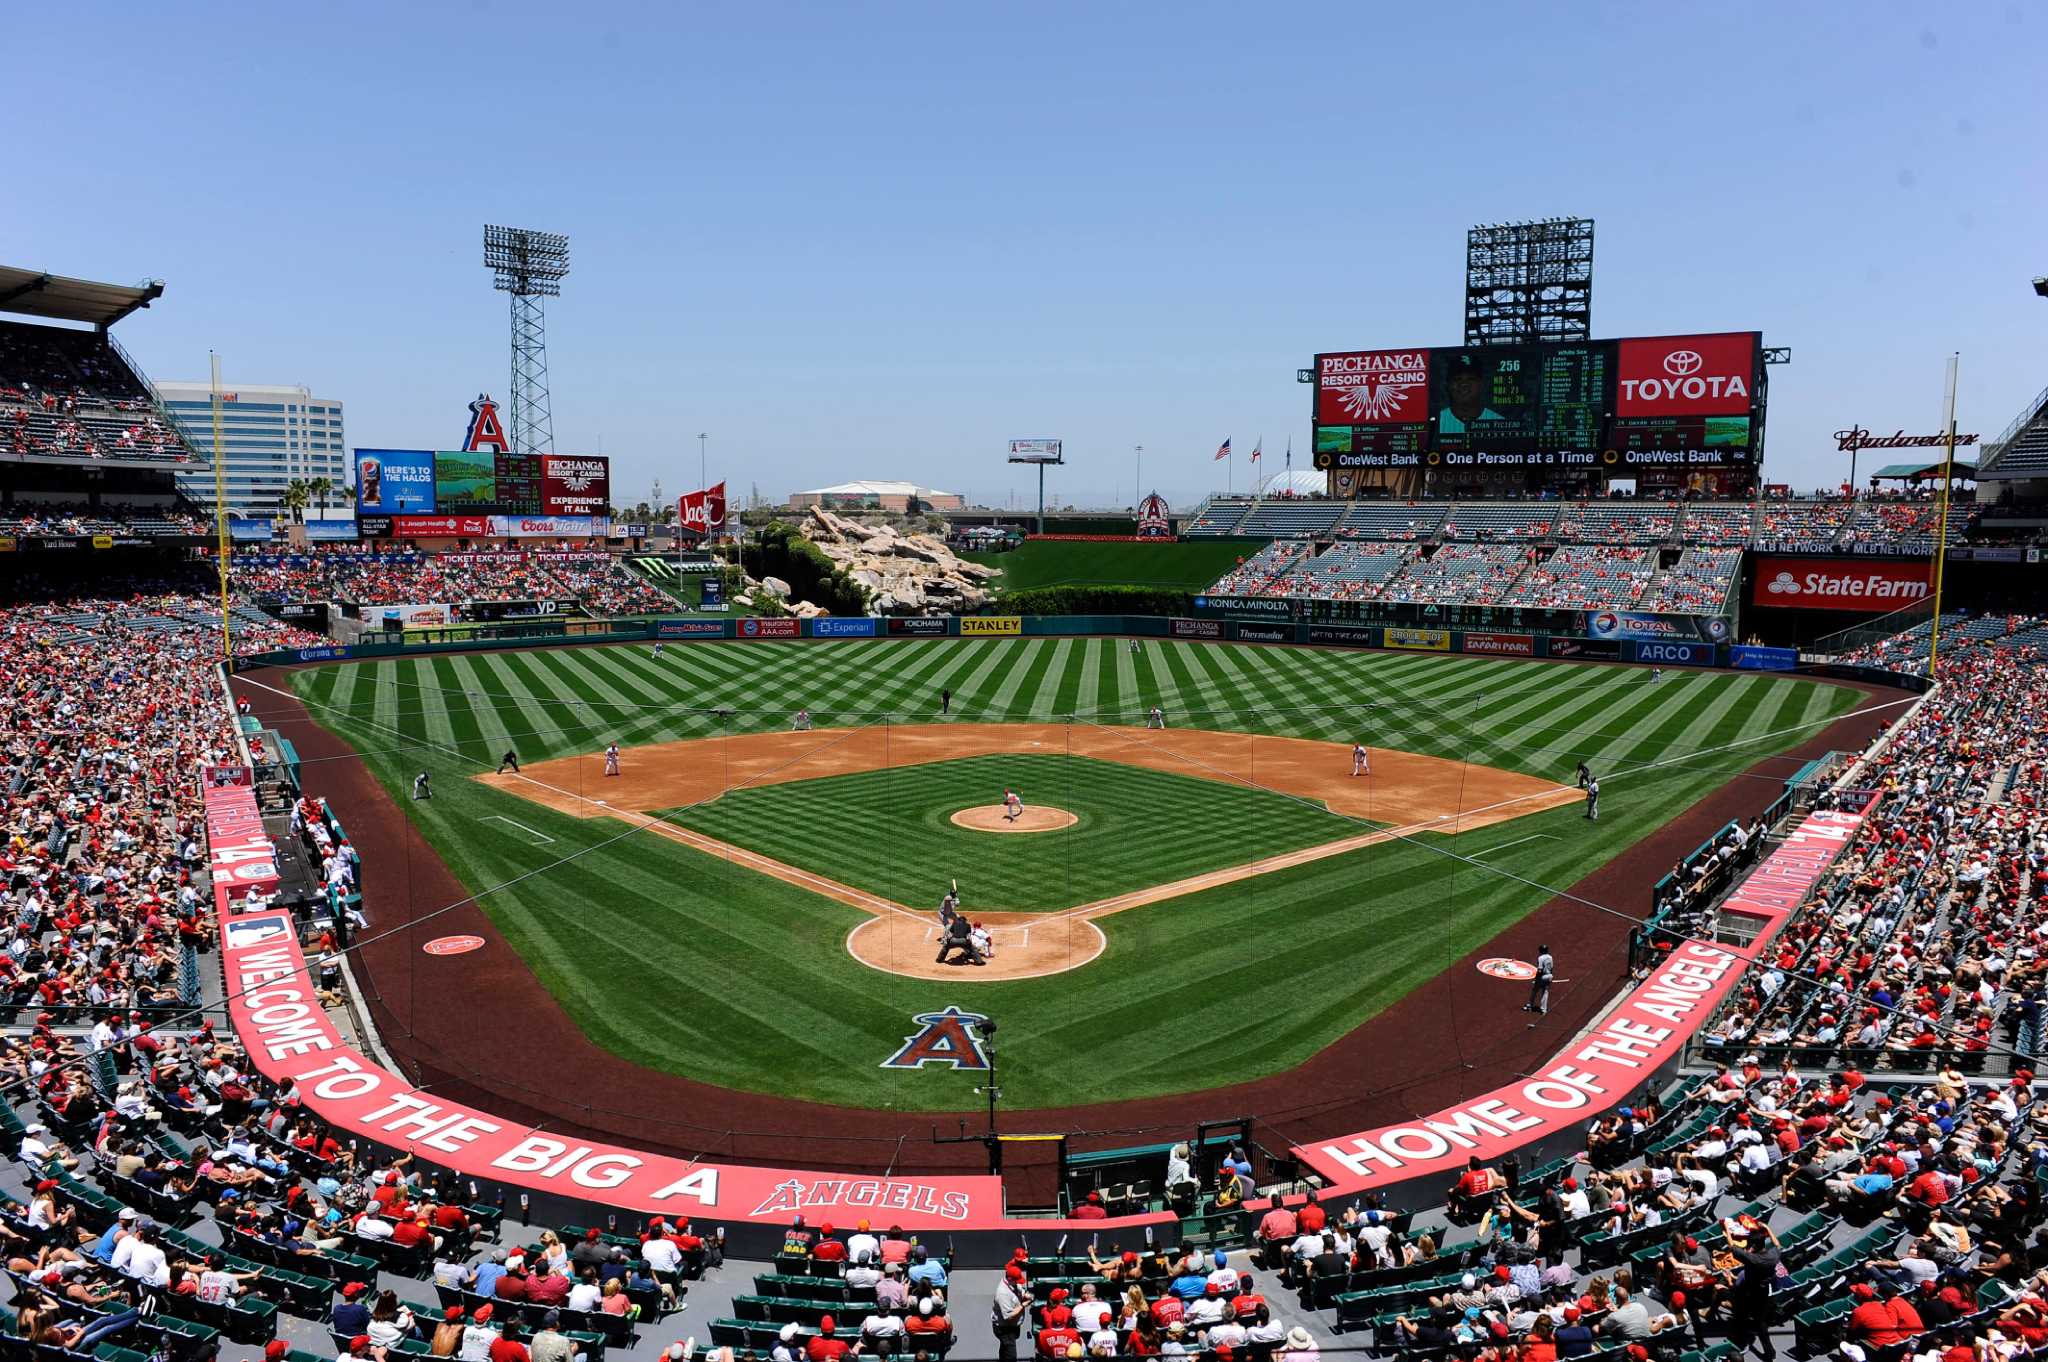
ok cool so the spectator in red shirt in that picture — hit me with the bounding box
[1036,1306,1082,1359]
[807,1316,850,1362]
[1295,1192,1326,1234]
[1071,1191,1107,1220]
[812,1225,847,1263]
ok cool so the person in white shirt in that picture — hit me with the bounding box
[355,1212,395,1241]
[567,1275,603,1313]
[861,1311,904,1351]
[843,1253,881,1291]
[1207,1319,1248,1351]
[1070,1285,1112,1333]
[1184,1291,1226,1328]
[642,1234,682,1276]
[115,1227,170,1288]
[458,1311,501,1362]
[846,1222,880,1265]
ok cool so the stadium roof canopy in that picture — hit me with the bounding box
[797,479,959,498]
[1869,460,1976,480]
[0,266,164,327]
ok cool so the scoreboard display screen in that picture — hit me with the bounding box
[1430,344,1609,452]
[1310,332,1761,470]
[492,453,544,513]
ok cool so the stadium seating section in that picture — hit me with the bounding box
[0,321,198,462]
[231,549,673,617]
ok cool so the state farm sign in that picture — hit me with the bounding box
[1317,349,1430,425]
[1616,334,1756,417]
[1751,556,1931,611]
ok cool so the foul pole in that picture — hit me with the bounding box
[210,352,233,671]
[1927,353,1959,675]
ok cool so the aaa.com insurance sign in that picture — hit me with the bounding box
[1751,556,1931,611]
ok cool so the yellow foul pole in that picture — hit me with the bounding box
[211,353,233,671]
[1926,353,1959,676]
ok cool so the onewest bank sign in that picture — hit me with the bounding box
[1295,806,1867,1186]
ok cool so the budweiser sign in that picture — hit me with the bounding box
[1833,427,1979,454]
[1751,556,1931,611]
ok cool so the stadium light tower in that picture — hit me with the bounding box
[483,225,571,456]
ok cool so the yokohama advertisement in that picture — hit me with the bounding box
[1296,805,1868,1189]
[1461,631,1535,657]
[1751,557,1932,611]
[542,455,611,516]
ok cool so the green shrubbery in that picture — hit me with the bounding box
[999,584,1195,616]
[741,521,868,614]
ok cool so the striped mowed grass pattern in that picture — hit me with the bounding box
[285,638,1859,1109]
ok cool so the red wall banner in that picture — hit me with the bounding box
[737,617,801,639]
[1751,556,1932,611]
[1615,334,1756,416]
[1462,631,1536,657]
[1293,805,1868,1188]
[392,515,494,537]
[213,898,1181,1232]
[203,782,278,909]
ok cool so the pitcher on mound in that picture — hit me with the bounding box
[1002,788,1023,823]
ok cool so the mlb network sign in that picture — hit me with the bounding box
[1751,556,1931,611]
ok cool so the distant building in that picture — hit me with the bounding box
[155,381,347,516]
[787,479,964,513]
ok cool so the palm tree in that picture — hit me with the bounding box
[308,476,334,519]
[281,479,311,524]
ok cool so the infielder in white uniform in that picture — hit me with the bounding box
[792,707,813,731]
[1146,706,1166,730]
[1002,788,1023,823]
[1352,744,1371,777]
[603,743,621,777]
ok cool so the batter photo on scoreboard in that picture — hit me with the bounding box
[1437,350,1517,436]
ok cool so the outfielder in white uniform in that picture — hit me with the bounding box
[1147,706,1166,730]
[1002,788,1023,823]
[1352,744,1370,777]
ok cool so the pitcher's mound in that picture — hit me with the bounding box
[949,804,1078,833]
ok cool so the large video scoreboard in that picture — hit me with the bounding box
[1312,331,1762,475]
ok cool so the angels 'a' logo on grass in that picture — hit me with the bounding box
[881,1006,991,1070]
[1476,957,1538,981]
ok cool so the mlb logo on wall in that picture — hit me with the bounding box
[223,914,295,952]
[882,1007,992,1070]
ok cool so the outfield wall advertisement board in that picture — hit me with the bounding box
[355,449,437,515]
[655,619,729,638]
[1630,640,1714,666]
[1385,626,1450,651]
[737,617,802,639]
[1750,556,1932,611]
[887,617,951,637]
[1462,631,1536,657]
[1294,804,1869,1190]
[1169,618,1224,639]
[811,617,881,637]
[960,616,1023,636]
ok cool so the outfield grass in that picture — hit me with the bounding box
[667,753,1359,910]
[284,637,1862,1108]
[963,539,1257,594]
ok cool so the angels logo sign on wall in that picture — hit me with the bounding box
[463,395,510,454]
[881,1006,991,1070]
[1136,492,1172,538]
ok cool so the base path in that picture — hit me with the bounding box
[478,722,1578,831]
[949,804,1078,833]
[479,724,1582,982]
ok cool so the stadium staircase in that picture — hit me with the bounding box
[1978,378,2048,482]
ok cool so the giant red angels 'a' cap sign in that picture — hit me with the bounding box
[1136,492,1172,538]
[678,482,727,534]
[465,395,510,454]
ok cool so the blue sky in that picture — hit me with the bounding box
[7,2,2043,509]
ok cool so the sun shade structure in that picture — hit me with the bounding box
[0,266,164,328]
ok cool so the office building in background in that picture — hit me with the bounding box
[154,381,347,516]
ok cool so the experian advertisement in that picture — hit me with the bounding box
[355,449,436,515]
[810,617,880,638]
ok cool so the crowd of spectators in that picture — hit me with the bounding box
[1636,549,1743,615]
[1,320,192,462]
[230,548,672,615]
[1498,547,1656,610]
[0,500,209,537]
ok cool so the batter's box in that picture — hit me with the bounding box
[921,923,1031,947]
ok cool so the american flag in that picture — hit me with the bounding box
[1213,438,1231,461]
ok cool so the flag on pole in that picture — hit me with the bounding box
[1214,438,1231,461]
[1285,435,1292,470]
[1250,438,1262,464]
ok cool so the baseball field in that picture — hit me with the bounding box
[276,636,1861,1111]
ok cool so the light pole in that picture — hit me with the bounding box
[697,432,707,492]
[1134,444,1143,508]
